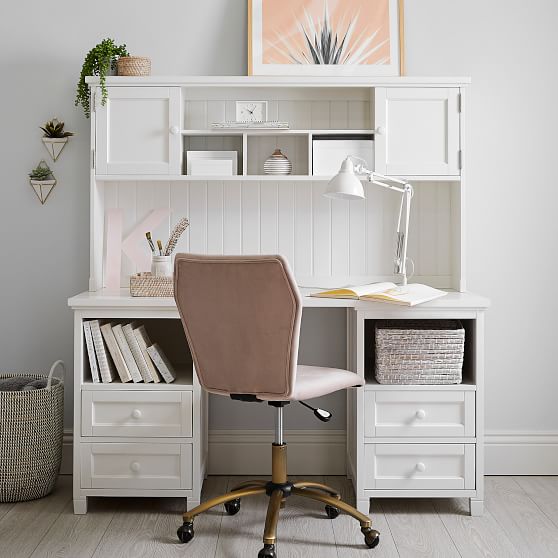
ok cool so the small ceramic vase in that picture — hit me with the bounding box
[263,149,292,175]
[151,255,172,277]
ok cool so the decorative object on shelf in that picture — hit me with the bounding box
[40,118,74,161]
[312,134,374,176]
[151,255,172,277]
[130,272,173,297]
[0,361,64,502]
[28,160,56,204]
[211,120,289,129]
[248,0,404,76]
[264,148,292,175]
[186,151,238,175]
[375,320,465,384]
[164,217,190,256]
[325,156,413,285]
[75,38,129,118]
[236,100,268,122]
[116,56,151,76]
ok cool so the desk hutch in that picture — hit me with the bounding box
[69,76,488,516]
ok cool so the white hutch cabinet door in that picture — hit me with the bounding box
[95,87,181,175]
[375,88,460,175]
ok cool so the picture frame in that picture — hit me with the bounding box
[186,151,239,176]
[248,0,405,77]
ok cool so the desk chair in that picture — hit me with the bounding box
[174,254,380,557]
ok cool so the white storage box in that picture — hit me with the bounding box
[186,151,238,175]
[312,135,374,176]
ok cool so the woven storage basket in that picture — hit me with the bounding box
[0,361,64,502]
[375,320,464,385]
[130,272,173,297]
[117,56,151,76]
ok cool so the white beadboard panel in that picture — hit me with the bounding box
[206,182,224,254]
[223,181,241,254]
[241,181,260,253]
[183,95,371,130]
[188,181,208,253]
[107,180,456,288]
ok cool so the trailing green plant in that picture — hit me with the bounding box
[29,163,53,181]
[40,118,74,138]
[75,38,129,118]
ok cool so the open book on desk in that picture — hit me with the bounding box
[310,282,447,306]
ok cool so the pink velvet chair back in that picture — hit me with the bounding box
[174,254,302,400]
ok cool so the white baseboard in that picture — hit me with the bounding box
[485,431,558,475]
[61,429,558,477]
[61,429,347,476]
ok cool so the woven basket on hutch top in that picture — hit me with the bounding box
[117,56,151,76]
[130,272,173,297]
[375,320,465,385]
[0,361,65,502]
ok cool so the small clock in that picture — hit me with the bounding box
[236,100,268,122]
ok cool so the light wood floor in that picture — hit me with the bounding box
[2,476,558,557]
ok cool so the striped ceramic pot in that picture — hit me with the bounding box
[263,149,292,175]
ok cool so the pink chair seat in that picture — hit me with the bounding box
[259,365,364,401]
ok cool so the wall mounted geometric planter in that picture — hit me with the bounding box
[42,137,68,161]
[30,178,57,204]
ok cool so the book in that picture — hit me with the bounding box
[100,322,132,383]
[133,325,161,383]
[146,343,177,384]
[112,324,143,383]
[89,320,115,383]
[122,322,150,383]
[310,282,447,307]
[83,321,100,383]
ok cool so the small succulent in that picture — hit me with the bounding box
[29,163,54,181]
[40,118,74,138]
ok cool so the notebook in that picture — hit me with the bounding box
[133,325,162,383]
[146,343,177,384]
[123,322,151,383]
[310,282,447,306]
[112,324,143,383]
[100,323,132,383]
[89,320,115,383]
[83,321,100,383]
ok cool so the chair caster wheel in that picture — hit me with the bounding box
[258,543,276,557]
[325,504,340,519]
[224,498,241,515]
[177,521,194,543]
[362,527,380,549]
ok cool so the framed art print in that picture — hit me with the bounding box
[248,0,404,76]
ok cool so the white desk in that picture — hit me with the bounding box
[68,289,488,515]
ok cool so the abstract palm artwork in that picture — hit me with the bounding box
[249,0,403,76]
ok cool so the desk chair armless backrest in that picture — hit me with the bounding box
[174,254,302,400]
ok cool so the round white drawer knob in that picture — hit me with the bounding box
[374,126,386,135]
[130,461,141,473]
[415,409,426,420]
[131,409,142,419]
[170,125,180,135]
[415,462,426,473]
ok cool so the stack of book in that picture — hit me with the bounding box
[83,321,177,384]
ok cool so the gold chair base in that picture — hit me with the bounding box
[181,442,376,550]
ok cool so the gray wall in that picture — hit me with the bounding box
[1,1,557,437]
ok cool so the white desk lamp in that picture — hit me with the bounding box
[324,156,414,286]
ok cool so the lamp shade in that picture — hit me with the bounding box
[324,157,365,200]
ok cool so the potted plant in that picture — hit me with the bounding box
[28,161,56,204]
[40,118,74,161]
[75,38,129,118]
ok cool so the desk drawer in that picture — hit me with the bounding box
[364,443,475,490]
[80,442,192,489]
[364,391,475,438]
[82,391,193,438]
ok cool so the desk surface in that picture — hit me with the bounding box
[68,288,489,311]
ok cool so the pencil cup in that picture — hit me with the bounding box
[151,255,172,277]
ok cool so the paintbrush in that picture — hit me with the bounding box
[145,232,156,254]
[157,240,163,256]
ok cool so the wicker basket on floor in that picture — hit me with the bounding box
[117,56,151,76]
[375,320,464,384]
[0,361,65,502]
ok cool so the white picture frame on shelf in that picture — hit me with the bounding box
[186,151,238,176]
